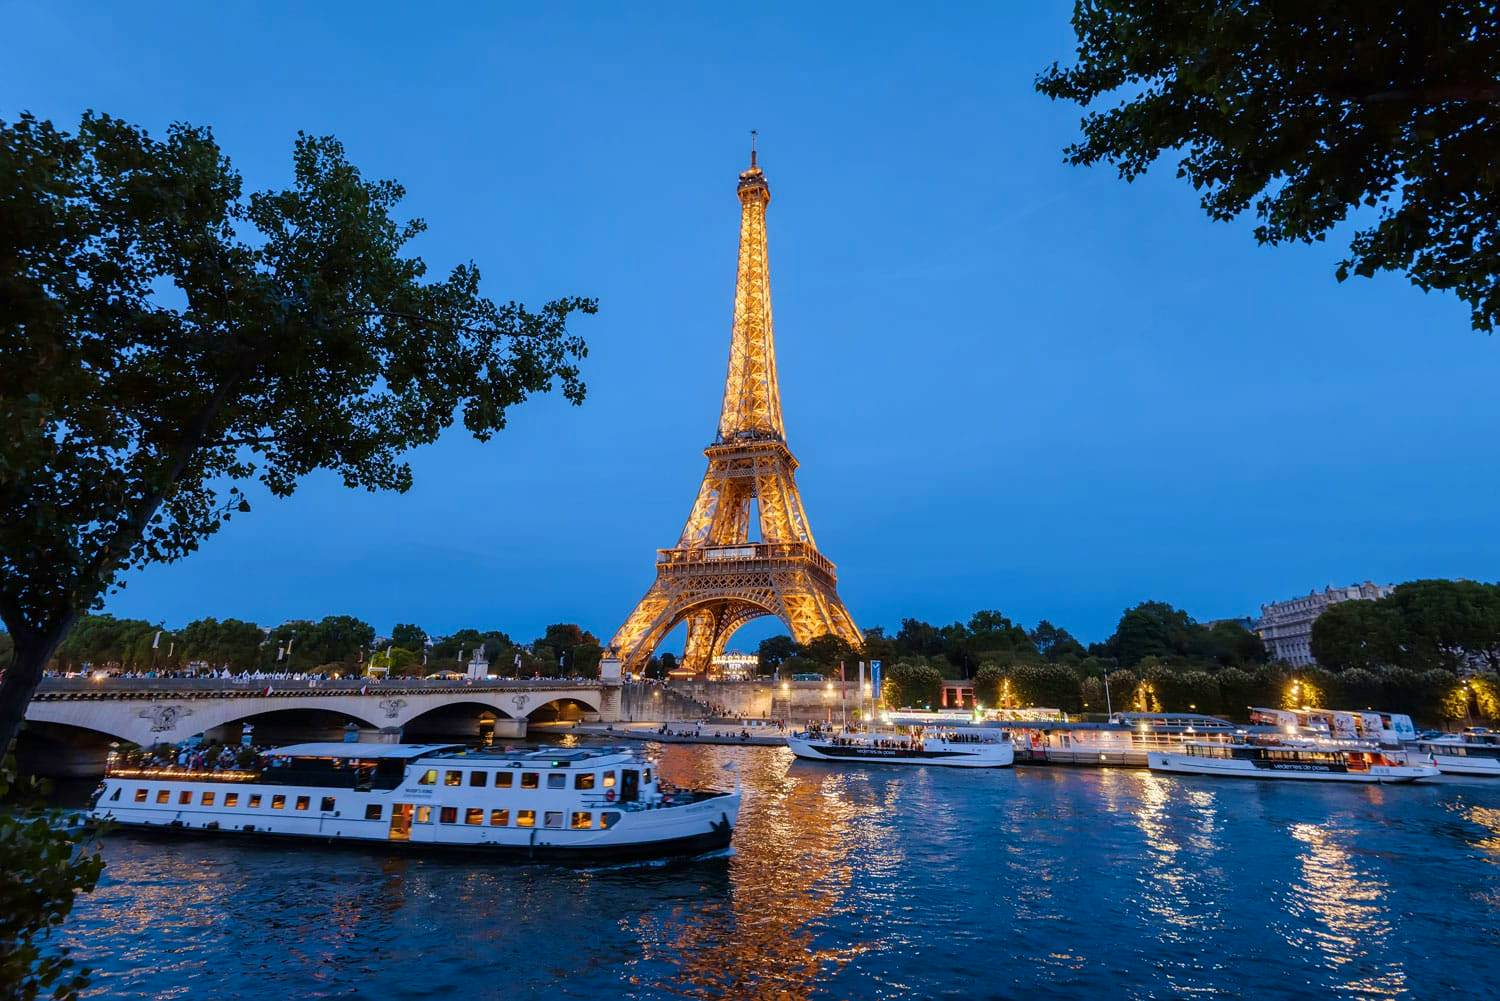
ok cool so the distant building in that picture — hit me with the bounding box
[1201,617,1257,633]
[1256,582,1394,667]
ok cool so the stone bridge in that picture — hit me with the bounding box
[26,677,622,747]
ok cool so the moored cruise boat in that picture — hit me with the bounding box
[1415,729,1500,777]
[788,727,1014,768]
[1148,740,1438,783]
[90,742,740,861]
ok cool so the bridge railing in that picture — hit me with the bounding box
[33,677,606,701]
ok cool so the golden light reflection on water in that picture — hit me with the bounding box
[1284,821,1405,997]
[1128,773,1225,938]
[635,745,893,1000]
[1465,805,1500,858]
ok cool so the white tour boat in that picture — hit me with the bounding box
[90,742,740,861]
[1148,740,1438,783]
[1414,729,1500,778]
[788,726,1014,768]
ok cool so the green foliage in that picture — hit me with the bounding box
[1312,580,1500,672]
[529,623,602,677]
[52,615,161,670]
[0,110,594,752]
[176,617,264,670]
[756,635,799,672]
[1096,602,1268,671]
[0,754,105,1001]
[389,623,427,652]
[0,631,12,670]
[1038,1,1500,333]
[1029,620,1086,662]
[800,634,858,670]
[262,616,374,671]
[972,663,1007,707]
[881,662,943,710]
[1009,663,1084,713]
[374,646,420,676]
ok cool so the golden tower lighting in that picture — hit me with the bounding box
[609,144,863,677]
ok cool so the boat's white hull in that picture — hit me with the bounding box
[788,736,1013,768]
[1147,751,1438,784]
[1427,752,1500,778]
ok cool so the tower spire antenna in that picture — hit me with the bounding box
[749,129,758,168]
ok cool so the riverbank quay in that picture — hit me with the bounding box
[571,722,789,747]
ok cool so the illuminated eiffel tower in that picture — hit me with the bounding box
[610,143,862,677]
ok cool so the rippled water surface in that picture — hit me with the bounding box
[64,745,1500,999]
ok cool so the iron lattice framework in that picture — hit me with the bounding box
[610,150,862,676]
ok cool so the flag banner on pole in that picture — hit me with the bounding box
[152,631,161,649]
[871,660,882,705]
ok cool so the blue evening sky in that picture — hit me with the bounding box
[6,3,1497,649]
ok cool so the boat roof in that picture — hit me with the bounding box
[269,742,463,759]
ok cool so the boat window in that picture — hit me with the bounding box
[295,796,310,811]
[320,796,336,812]
[465,808,484,825]
[178,790,192,805]
[365,804,382,820]
[495,771,513,788]
[416,805,432,824]
[156,790,170,804]
[249,794,262,808]
[644,769,652,784]
[544,811,563,829]
[469,771,486,787]
[601,772,616,789]
[272,795,286,809]
[224,793,239,807]
[600,812,621,829]
[521,772,539,790]
[201,792,215,806]
[517,809,535,828]
[418,769,438,785]
[440,806,458,824]
[134,788,148,803]
[574,773,595,790]
[489,809,509,826]
[570,812,592,830]
[547,773,566,789]
[109,787,121,802]
[445,770,462,787]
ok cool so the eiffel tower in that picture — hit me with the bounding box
[609,144,862,677]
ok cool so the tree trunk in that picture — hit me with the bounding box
[0,615,76,755]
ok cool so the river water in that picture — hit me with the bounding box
[61,742,1500,1000]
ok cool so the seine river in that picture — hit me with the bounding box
[62,742,1500,1000]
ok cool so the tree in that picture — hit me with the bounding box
[1193,622,1268,668]
[1029,620,1086,662]
[0,755,105,1000]
[263,616,374,671]
[1310,600,1400,670]
[881,662,943,710]
[373,646,421,676]
[0,112,594,753]
[52,615,160,671]
[1105,601,1197,666]
[529,623,601,677]
[756,635,799,672]
[0,631,11,670]
[177,617,264,671]
[1038,2,1500,333]
[973,663,1009,707]
[390,623,427,652]
[800,634,858,671]
[1009,663,1084,713]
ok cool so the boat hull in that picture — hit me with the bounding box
[788,737,1013,768]
[1147,751,1437,783]
[94,814,735,863]
[1426,753,1500,778]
